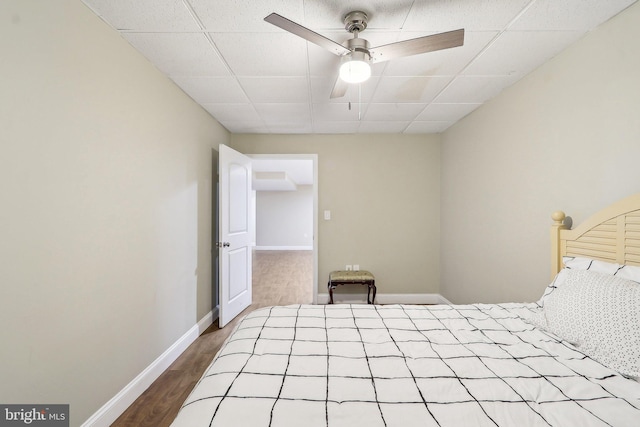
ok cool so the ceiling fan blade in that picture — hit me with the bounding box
[370,29,464,63]
[264,13,351,56]
[330,76,348,99]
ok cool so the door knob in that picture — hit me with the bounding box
[216,242,231,248]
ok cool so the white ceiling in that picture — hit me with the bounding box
[252,158,313,191]
[82,0,637,135]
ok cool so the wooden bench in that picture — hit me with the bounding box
[328,270,376,304]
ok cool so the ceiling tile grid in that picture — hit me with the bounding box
[202,103,262,123]
[416,103,483,122]
[405,121,455,134]
[171,76,249,104]
[82,0,638,134]
[123,32,231,77]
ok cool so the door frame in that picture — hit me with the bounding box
[249,153,319,304]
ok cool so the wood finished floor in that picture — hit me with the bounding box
[111,250,313,427]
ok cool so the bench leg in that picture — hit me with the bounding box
[368,282,376,304]
[328,281,334,304]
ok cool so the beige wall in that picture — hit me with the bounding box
[231,134,441,296]
[0,0,228,424]
[256,185,314,248]
[440,2,640,304]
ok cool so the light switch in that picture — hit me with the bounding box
[324,210,331,220]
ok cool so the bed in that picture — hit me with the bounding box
[171,194,640,426]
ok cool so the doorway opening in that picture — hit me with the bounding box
[249,154,318,305]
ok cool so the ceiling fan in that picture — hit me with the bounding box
[264,11,464,98]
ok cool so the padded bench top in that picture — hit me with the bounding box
[329,270,374,282]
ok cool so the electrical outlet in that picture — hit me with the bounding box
[345,265,353,271]
[353,264,360,271]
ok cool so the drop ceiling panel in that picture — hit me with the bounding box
[359,121,411,133]
[84,0,199,31]
[267,122,314,133]
[220,120,269,134]
[189,0,305,32]
[211,32,308,77]
[313,121,362,134]
[363,103,426,121]
[435,75,521,104]
[464,30,583,78]
[405,121,453,133]
[338,81,380,103]
[254,103,312,124]
[171,77,249,104]
[371,76,452,103]
[510,0,637,31]
[403,0,532,31]
[415,103,481,122]
[239,77,309,103]
[312,103,367,122]
[82,0,639,134]
[303,0,414,30]
[123,33,230,77]
[202,103,262,123]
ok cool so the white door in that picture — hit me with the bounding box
[218,144,252,327]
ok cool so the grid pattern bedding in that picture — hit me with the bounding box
[171,304,640,427]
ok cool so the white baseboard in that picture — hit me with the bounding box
[198,308,216,334]
[254,245,313,251]
[317,293,451,305]
[438,295,452,305]
[207,306,219,330]
[81,310,214,427]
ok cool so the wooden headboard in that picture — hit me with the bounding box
[551,193,640,279]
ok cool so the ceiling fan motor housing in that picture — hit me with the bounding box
[344,11,368,33]
[342,11,372,62]
[344,36,370,54]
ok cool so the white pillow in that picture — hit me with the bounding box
[562,256,619,274]
[618,264,640,283]
[537,269,569,307]
[532,269,640,380]
[563,256,640,283]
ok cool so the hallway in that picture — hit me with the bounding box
[251,249,313,307]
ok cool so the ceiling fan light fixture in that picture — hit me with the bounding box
[339,50,371,84]
[264,11,464,98]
